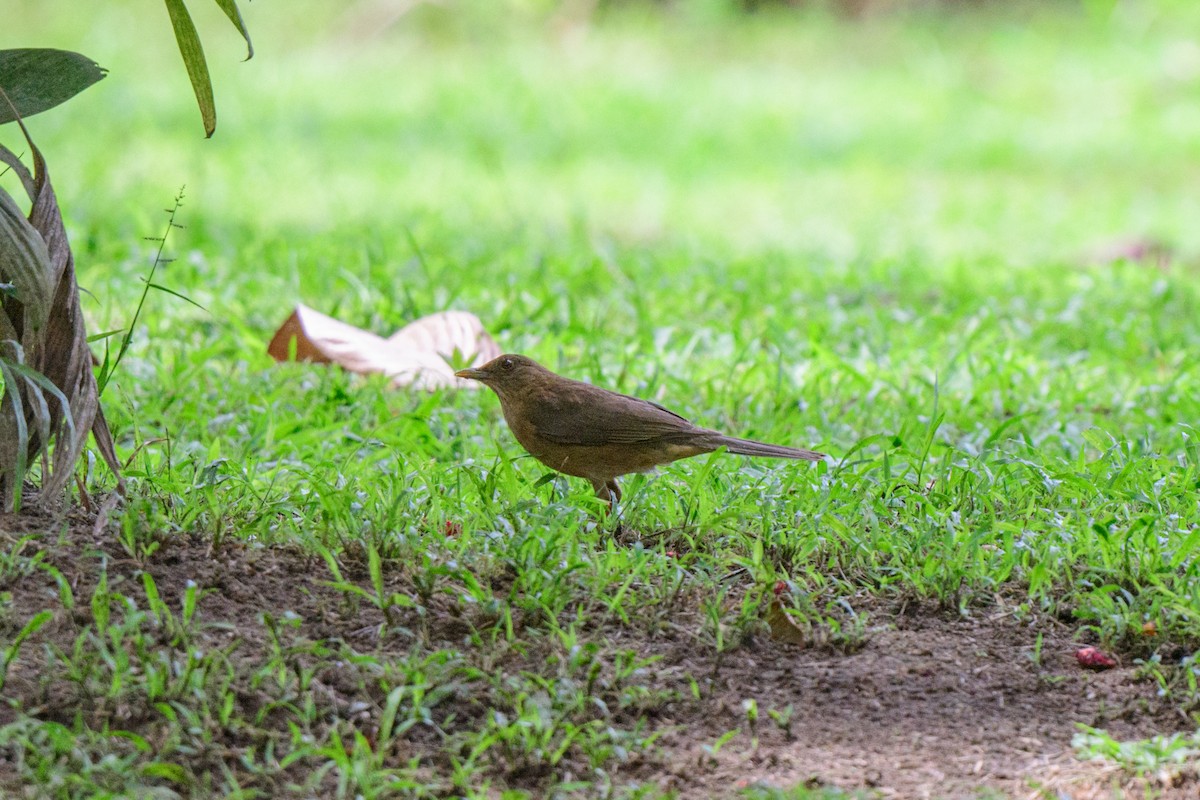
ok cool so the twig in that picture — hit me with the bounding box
[97,187,186,395]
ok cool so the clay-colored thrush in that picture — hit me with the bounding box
[456,354,827,505]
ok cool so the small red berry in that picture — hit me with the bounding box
[1076,646,1117,670]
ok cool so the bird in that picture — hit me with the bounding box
[455,354,827,507]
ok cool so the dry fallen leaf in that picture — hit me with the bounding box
[388,309,501,366]
[766,581,807,646]
[0,113,122,511]
[267,304,500,390]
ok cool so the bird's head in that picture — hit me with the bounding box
[455,354,548,397]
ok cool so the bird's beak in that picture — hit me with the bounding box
[454,367,486,381]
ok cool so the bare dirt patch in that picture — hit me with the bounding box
[0,509,1192,799]
[648,608,1191,799]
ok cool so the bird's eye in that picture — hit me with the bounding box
[501,358,514,370]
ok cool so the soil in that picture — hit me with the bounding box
[0,507,1194,799]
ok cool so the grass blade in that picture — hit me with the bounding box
[163,0,216,137]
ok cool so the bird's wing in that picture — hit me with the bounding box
[535,382,700,446]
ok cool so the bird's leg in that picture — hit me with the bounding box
[589,478,622,513]
[605,479,630,537]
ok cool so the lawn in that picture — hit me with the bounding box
[3,0,1200,796]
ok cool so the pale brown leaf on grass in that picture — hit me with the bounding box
[267,304,501,390]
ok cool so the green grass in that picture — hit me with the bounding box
[4,0,1200,796]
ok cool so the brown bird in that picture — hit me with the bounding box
[455,354,827,506]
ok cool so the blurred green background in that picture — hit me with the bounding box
[6,0,1200,272]
[3,0,1200,453]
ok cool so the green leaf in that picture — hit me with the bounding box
[182,581,198,625]
[368,542,384,597]
[0,354,30,514]
[4,358,77,460]
[1083,427,1114,454]
[141,761,190,784]
[163,0,216,137]
[213,0,254,60]
[318,546,346,583]
[92,569,110,631]
[36,562,74,610]
[9,609,52,654]
[143,573,165,622]
[321,580,374,601]
[110,730,152,752]
[0,49,107,125]
[379,686,405,743]
[146,282,209,312]
[86,328,125,343]
[0,609,52,690]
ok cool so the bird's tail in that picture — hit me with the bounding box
[712,435,827,462]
